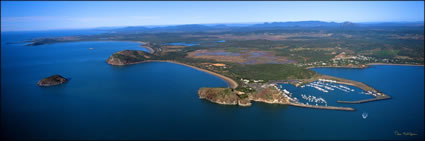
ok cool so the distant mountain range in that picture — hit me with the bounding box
[99,21,424,33]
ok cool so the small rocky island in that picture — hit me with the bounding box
[37,74,68,86]
[106,50,151,65]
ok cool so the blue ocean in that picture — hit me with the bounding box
[1,31,423,140]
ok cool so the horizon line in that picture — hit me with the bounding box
[2,20,424,32]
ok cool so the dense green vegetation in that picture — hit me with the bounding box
[107,50,151,65]
[217,88,233,98]
[235,87,256,93]
[227,64,317,81]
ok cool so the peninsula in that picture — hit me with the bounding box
[104,47,389,111]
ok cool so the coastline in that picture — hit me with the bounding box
[159,60,239,89]
[306,66,367,69]
[107,58,394,111]
[27,40,155,54]
[110,59,238,89]
[133,41,154,54]
[107,53,396,109]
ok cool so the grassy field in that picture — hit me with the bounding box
[226,63,317,82]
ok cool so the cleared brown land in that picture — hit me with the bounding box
[160,45,185,55]
[187,49,294,64]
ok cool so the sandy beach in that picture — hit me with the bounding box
[113,60,239,89]
[157,60,239,89]
[133,41,154,54]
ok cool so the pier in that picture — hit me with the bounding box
[288,103,355,111]
[337,95,392,104]
[317,75,376,92]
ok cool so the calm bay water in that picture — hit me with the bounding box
[1,31,424,140]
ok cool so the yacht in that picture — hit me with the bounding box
[362,112,368,119]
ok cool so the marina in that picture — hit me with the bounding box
[275,76,392,111]
[274,82,356,111]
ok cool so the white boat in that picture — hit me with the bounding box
[314,86,328,93]
[362,112,368,119]
[324,86,334,91]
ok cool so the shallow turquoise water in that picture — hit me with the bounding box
[1,31,423,140]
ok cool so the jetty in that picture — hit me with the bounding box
[288,103,355,111]
[317,75,377,91]
[337,95,391,104]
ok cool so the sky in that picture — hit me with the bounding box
[1,1,424,31]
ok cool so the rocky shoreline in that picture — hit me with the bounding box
[106,51,238,88]
[106,50,151,65]
[197,86,288,107]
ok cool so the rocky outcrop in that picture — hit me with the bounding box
[37,75,68,86]
[250,87,289,104]
[238,98,252,106]
[106,50,151,65]
[198,86,290,107]
[198,88,252,106]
